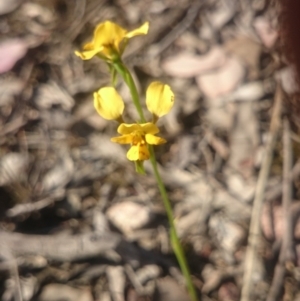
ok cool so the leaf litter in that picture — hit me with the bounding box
[0,1,299,301]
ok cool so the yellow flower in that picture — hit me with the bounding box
[111,123,166,161]
[93,82,174,161]
[93,87,124,121]
[146,81,174,121]
[75,21,149,61]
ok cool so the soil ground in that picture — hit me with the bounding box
[1,1,300,301]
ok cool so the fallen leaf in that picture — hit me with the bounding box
[106,201,152,233]
[39,284,93,301]
[162,47,227,78]
[0,153,28,185]
[225,36,262,79]
[208,2,236,29]
[0,39,28,74]
[196,56,245,98]
[35,81,74,111]
[218,282,239,301]
[0,77,24,106]
[42,153,74,192]
[254,17,278,48]
[276,67,299,94]
[262,203,300,241]
[209,213,245,254]
[227,102,259,178]
[0,0,22,15]
[154,277,190,301]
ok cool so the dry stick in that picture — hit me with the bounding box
[241,85,282,301]
[0,231,121,262]
[0,242,23,301]
[6,197,55,218]
[266,118,293,301]
[11,260,23,301]
[265,159,300,202]
[281,119,294,262]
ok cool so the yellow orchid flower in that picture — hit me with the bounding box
[111,123,166,161]
[93,87,124,121]
[93,82,174,161]
[75,21,149,61]
[146,81,175,121]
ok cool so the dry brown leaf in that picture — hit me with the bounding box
[0,152,28,186]
[154,277,190,301]
[35,81,74,111]
[0,39,28,74]
[225,36,262,79]
[254,17,278,48]
[209,213,245,254]
[38,284,93,301]
[106,201,152,234]
[218,282,239,301]
[227,102,259,178]
[42,153,74,192]
[276,67,299,94]
[0,77,24,106]
[107,266,126,301]
[162,47,227,78]
[262,203,300,241]
[196,56,245,98]
[0,0,22,15]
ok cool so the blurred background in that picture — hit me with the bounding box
[1,0,299,300]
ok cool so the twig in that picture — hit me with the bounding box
[0,242,23,301]
[0,231,121,262]
[265,159,300,202]
[266,118,293,301]
[281,119,294,261]
[6,197,55,218]
[240,85,282,301]
[11,260,23,301]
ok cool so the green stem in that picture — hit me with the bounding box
[112,60,146,123]
[148,146,198,301]
[113,60,198,300]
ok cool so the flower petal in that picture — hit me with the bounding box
[94,87,124,120]
[94,21,127,51]
[146,82,174,118]
[74,47,103,60]
[145,134,166,145]
[127,144,150,161]
[75,21,149,61]
[125,22,149,39]
[140,123,160,134]
[117,123,142,135]
[111,134,132,144]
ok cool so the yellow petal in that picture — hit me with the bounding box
[111,134,133,144]
[145,134,166,145]
[127,144,150,161]
[125,22,149,38]
[117,123,142,135]
[140,123,160,135]
[146,82,174,118]
[94,21,127,51]
[74,47,103,60]
[94,87,124,120]
[137,144,150,160]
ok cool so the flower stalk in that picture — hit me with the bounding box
[75,20,198,301]
[114,61,198,301]
[148,145,198,301]
[112,60,146,122]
